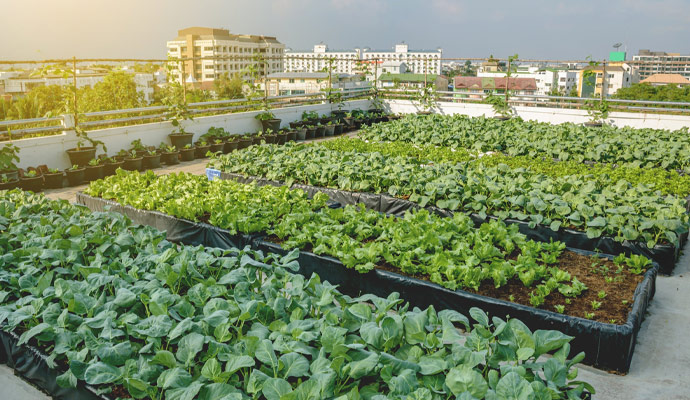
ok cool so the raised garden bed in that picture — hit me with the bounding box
[215,170,685,274]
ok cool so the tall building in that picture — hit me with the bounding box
[284,43,442,75]
[166,27,285,84]
[284,44,360,74]
[577,63,637,97]
[361,43,442,75]
[632,50,690,80]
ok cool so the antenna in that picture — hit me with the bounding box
[613,43,622,50]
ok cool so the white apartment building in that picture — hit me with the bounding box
[478,66,578,96]
[284,43,442,75]
[284,44,360,74]
[578,63,638,97]
[633,50,690,80]
[166,27,285,84]
[361,44,442,75]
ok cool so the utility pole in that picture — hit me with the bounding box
[600,59,607,102]
[181,59,187,103]
[72,56,78,127]
[505,56,511,105]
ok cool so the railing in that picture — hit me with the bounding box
[1,87,375,139]
[379,89,690,115]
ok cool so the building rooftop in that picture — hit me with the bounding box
[641,73,690,85]
[379,73,439,82]
[454,76,538,91]
[267,72,353,79]
[173,27,282,44]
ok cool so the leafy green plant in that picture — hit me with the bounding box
[598,291,607,299]
[485,94,514,118]
[0,190,595,400]
[414,83,438,112]
[48,168,60,173]
[584,312,595,319]
[24,170,38,178]
[129,139,146,152]
[68,164,81,171]
[255,111,276,121]
[555,304,566,313]
[590,301,602,310]
[0,143,20,173]
[88,158,102,166]
[585,99,609,124]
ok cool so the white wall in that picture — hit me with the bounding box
[384,99,690,131]
[10,99,372,170]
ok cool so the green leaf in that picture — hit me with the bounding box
[445,365,488,398]
[18,322,52,345]
[84,361,122,385]
[533,330,573,358]
[176,332,205,367]
[495,372,533,400]
[262,377,293,400]
[166,381,203,400]
[346,353,380,380]
[225,354,255,374]
[157,367,192,390]
[280,352,310,378]
[418,355,447,375]
[152,350,177,369]
[256,339,279,372]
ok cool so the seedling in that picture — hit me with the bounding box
[554,304,565,313]
[590,300,602,310]
[598,290,607,299]
[584,312,595,319]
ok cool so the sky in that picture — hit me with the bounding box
[1,0,690,62]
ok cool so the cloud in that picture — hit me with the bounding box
[431,0,465,19]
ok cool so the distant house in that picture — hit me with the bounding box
[640,73,690,87]
[453,76,537,99]
[378,73,449,90]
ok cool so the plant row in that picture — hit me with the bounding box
[358,114,690,172]
[0,190,594,399]
[208,143,690,248]
[321,138,690,197]
[85,171,652,321]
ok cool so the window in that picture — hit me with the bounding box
[205,65,214,70]
[205,74,214,79]
[289,79,295,83]
[607,74,614,79]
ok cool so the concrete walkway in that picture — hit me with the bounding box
[3,138,690,399]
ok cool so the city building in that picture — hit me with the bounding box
[453,77,537,99]
[166,27,285,84]
[632,50,690,80]
[577,63,637,97]
[640,73,690,87]
[477,65,578,96]
[284,44,359,74]
[284,43,442,75]
[261,72,371,96]
[361,43,442,75]
[378,73,448,90]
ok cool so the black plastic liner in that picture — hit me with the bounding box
[255,239,657,373]
[76,193,258,250]
[217,172,685,274]
[0,329,108,400]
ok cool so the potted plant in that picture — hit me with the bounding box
[314,123,326,138]
[210,139,225,153]
[237,134,253,150]
[103,157,124,176]
[584,99,609,127]
[485,94,514,120]
[65,164,85,187]
[0,175,20,190]
[255,111,280,133]
[334,122,344,135]
[66,126,107,167]
[295,127,307,141]
[180,144,196,162]
[0,143,20,181]
[276,129,289,145]
[129,139,148,157]
[342,112,356,131]
[164,82,195,149]
[304,125,316,140]
[261,130,277,144]
[161,145,179,165]
[195,141,212,158]
[222,138,238,154]
[114,149,129,162]
[143,149,161,169]
[324,121,335,137]
[43,168,64,189]
[123,150,143,171]
[19,169,43,192]
[415,83,438,115]
[286,130,297,142]
[84,158,104,182]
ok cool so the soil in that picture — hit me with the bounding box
[377,250,643,324]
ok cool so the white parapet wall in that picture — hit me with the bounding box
[384,99,690,131]
[12,99,372,170]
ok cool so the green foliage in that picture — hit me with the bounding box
[358,113,690,172]
[614,83,690,102]
[213,72,244,100]
[0,143,20,171]
[78,71,144,113]
[209,142,689,248]
[0,190,593,399]
[485,94,514,118]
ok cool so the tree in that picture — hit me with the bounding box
[613,83,690,102]
[133,62,160,74]
[214,72,244,99]
[79,71,144,112]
